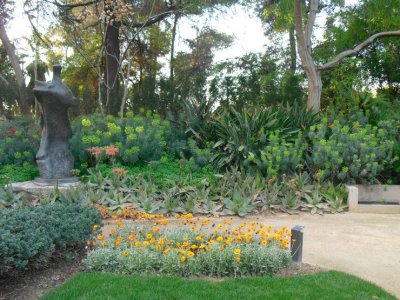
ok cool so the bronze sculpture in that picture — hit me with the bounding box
[33,64,79,185]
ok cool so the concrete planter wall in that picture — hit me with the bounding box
[346,185,400,214]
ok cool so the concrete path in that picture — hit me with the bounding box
[248,213,400,299]
[103,212,400,298]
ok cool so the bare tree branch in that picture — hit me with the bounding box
[318,30,400,70]
[44,0,100,10]
[131,9,175,28]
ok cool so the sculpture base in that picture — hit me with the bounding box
[7,179,81,197]
[33,177,80,186]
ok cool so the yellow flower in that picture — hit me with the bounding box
[261,239,268,246]
[216,236,224,242]
[97,234,105,241]
[178,249,186,255]
[123,251,129,256]
[180,256,187,262]
[92,225,99,231]
[187,251,195,258]
[146,233,153,239]
[190,244,198,250]
[234,248,241,255]
[110,228,116,235]
[195,236,202,242]
[101,241,107,247]
[234,256,241,263]
[143,241,150,247]
[135,241,142,247]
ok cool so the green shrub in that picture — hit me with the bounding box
[0,118,40,166]
[0,163,39,187]
[308,117,394,183]
[70,113,187,168]
[248,131,306,178]
[0,203,101,275]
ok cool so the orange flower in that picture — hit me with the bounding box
[87,147,103,158]
[110,228,116,235]
[112,167,128,176]
[101,241,107,247]
[105,145,119,157]
[115,240,121,246]
[92,225,99,231]
[234,256,241,263]
[97,234,105,241]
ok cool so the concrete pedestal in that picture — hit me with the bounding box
[8,180,81,196]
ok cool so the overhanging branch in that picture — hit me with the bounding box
[318,30,400,70]
[44,0,100,10]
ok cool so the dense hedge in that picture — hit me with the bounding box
[0,203,102,275]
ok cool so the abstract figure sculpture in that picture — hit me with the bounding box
[33,64,79,185]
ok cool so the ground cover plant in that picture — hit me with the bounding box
[0,203,101,275]
[42,271,397,300]
[85,215,292,277]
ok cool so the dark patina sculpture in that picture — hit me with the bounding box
[33,64,79,185]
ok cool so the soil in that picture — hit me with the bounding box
[0,258,82,300]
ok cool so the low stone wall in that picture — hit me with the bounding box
[346,185,400,214]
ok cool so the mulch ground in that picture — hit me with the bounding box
[0,258,82,300]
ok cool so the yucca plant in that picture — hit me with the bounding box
[211,106,279,170]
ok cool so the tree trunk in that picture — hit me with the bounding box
[289,26,296,73]
[104,22,121,115]
[0,21,31,116]
[170,13,178,82]
[294,0,321,111]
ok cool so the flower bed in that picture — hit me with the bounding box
[85,215,292,277]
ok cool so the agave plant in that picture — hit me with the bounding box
[85,168,111,190]
[102,190,132,211]
[223,188,255,217]
[160,189,184,214]
[136,194,160,214]
[303,185,328,215]
[322,182,348,213]
[60,186,86,204]
[0,186,27,208]
[257,181,282,211]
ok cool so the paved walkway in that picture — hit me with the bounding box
[103,212,400,298]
